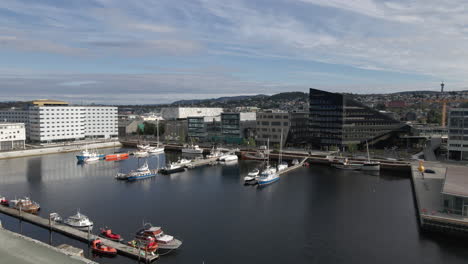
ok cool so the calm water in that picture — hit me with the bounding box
[0,148,467,264]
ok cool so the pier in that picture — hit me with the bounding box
[0,206,159,262]
[277,157,308,176]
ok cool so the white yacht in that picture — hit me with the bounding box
[219,153,238,162]
[361,141,380,171]
[148,147,165,154]
[137,144,150,150]
[181,144,203,154]
[257,139,280,186]
[244,168,259,182]
[64,210,94,231]
[276,128,288,172]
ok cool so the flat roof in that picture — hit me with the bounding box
[442,166,468,198]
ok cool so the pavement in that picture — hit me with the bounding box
[0,227,97,264]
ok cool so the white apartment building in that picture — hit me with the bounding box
[0,104,118,143]
[0,123,26,150]
[161,107,223,120]
[448,108,468,160]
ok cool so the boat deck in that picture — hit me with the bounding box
[0,206,159,262]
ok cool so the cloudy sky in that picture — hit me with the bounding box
[0,0,466,104]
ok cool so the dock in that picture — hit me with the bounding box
[185,157,219,169]
[0,206,159,262]
[277,157,308,176]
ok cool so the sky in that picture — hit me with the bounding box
[0,0,466,104]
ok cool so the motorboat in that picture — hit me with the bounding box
[100,227,123,242]
[136,223,182,250]
[361,141,380,171]
[218,153,238,162]
[257,166,279,186]
[10,197,40,213]
[148,146,165,154]
[134,150,149,157]
[160,163,185,174]
[0,196,9,206]
[76,147,105,162]
[49,212,62,223]
[181,144,203,154]
[64,210,94,231]
[126,161,157,181]
[331,158,363,170]
[277,162,288,172]
[244,168,259,182]
[206,148,222,159]
[292,159,299,165]
[91,239,117,256]
[178,158,191,165]
[137,144,151,150]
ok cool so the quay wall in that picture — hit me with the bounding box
[0,142,122,160]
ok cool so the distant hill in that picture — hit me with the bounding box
[171,95,267,105]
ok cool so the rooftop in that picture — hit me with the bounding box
[32,99,69,106]
[442,165,468,198]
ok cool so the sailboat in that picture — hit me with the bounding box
[148,120,165,154]
[257,139,279,186]
[277,128,288,172]
[361,141,380,171]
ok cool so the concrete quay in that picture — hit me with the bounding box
[0,227,97,264]
[410,161,468,234]
[0,141,122,160]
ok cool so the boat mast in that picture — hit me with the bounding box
[279,128,283,165]
[267,138,270,167]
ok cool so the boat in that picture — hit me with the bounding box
[137,144,151,150]
[257,139,280,186]
[136,223,182,250]
[331,158,363,170]
[241,151,267,161]
[126,161,158,181]
[84,156,100,163]
[0,196,9,206]
[178,158,191,165]
[181,144,203,154]
[10,197,40,213]
[148,147,165,154]
[133,150,149,157]
[361,141,380,171]
[292,159,299,165]
[91,239,117,256]
[64,210,94,231]
[206,147,222,159]
[218,153,238,162]
[160,162,185,174]
[105,153,129,161]
[49,212,62,223]
[100,227,123,242]
[244,168,259,182]
[128,236,159,253]
[76,147,105,162]
[277,128,288,172]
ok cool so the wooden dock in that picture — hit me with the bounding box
[0,206,159,262]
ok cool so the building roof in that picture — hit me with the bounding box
[442,166,468,198]
[32,99,69,106]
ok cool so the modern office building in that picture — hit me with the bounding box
[221,112,256,144]
[287,111,309,146]
[0,101,118,143]
[442,166,468,215]
[256,110,290,146]
[0,123,26,151]
[161,107,223,120]
[447,108,468,160]
[309,88,403,148]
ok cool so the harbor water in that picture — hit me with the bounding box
[0,148,468,264]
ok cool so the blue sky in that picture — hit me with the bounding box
[0,0,465,104]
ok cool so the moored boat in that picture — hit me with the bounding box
[181,144,203,154]
[136,223,182,250]
[218,153,238,162]
[148,147,165,154]
[84,156,100,163]
[126,161,158,181]
[134,150,149,157]
[10,197,40,213]
[128,236,159,254]
[331,158,363,170]
[206,147,222,159]
[105,153,129,161]
[0,196,9,206]
[160,163,185,174]
[257,166,279,186]
[76,147,105,162]
[64,210,94,231]
[244,168,259,182]
[91,239,117,256]
[361,141,380,171]
[100,227,123,242]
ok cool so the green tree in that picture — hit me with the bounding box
[248,137,256,147]
[346,143,358,153]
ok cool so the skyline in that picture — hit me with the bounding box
[1,0,467,104]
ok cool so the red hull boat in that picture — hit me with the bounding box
[91,239,117,256]
[100,228,123,242]
[0,197,8,207]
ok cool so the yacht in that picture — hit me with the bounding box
[10,197,40,213]
[276,128,288,172]
[137,144,150,150]
[160,162,185,174]
[181,144,203,154]
[133,150,149,157]
[331,158,363,170]
[64,210,94,231]
[126,161,157,181]
[148,146,165,154]
[257,139,280,186]
[218,153,238,162]
[361,141,380,171]
[244,168,259,182]
[136,223,183,251]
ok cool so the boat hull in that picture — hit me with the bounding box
[67,224,93,231]
[241,152,266,161]
[160,167,185,174]
[257,176,280,186]
[126,173,157,181]
[181,149,203,154]
[361,164,380,171]
[158,238,183,250]
[76,154,105,161]
[331,164,362,170]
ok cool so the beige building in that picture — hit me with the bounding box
[256,110,290,147]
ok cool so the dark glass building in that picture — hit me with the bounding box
[309,88,403,148]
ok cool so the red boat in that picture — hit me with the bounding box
[105,153,129,161]
[100,227,123,242]
[128,236,158,253]
[0,196,8,206]
[91,239,117,256]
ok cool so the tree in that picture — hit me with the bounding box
[346,143,358,153]
[248,137,256,147]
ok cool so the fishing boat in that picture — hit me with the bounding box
[10,197,40,213]
[91,239,117,256]
[160,162,185,174]
[64,210,94,231]
[218,153,238,162]
[76,147,105,162]
[126,161,158,181]
[331,158,363,170]
[100,227,123,242]
[0,196,9,206]
[257,139,280,186]
[244,168,259,182]
[361,141,380,171]
[181,144,203,154]
[136,223,182,250]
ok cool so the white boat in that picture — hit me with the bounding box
[219,154,238,162]
[160,162,185,174]
[137,144,151,150]
[64,210,94,231]
[276,129,288,172]
[257,139,280,186]
[178,158,191,165]
[84,156,100,163]
[277,162,288,171]
[134,150,149,157]
[361,141,380,171]
[76,147,105,162]
[244,168,259,182]
[331,158,363,170]
[148,147,165,154]
[181,144,203,154]
[136,223,182,250]
[206,147,222,158]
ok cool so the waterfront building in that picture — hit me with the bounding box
[161,107,223,120]
[221,112,256,144]
[256,110,290,146]
[0,123,26,151]
[187,116,221,142]
[164,119,188,142]
[309,88,403,148]
[447,108,468,160]
[118,120,142,138]
[442,166,468,216]
[0,100,118,143]
[287,111,309,147]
